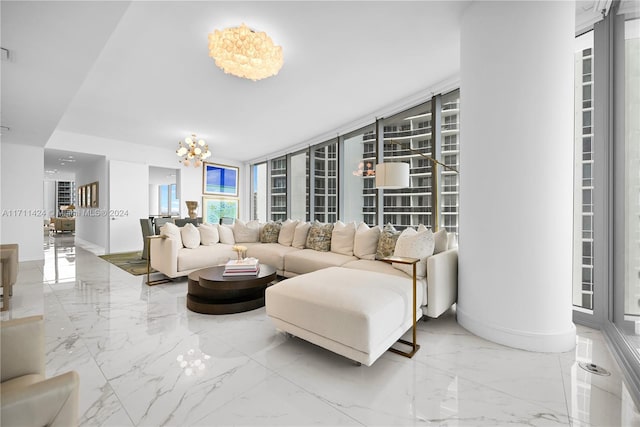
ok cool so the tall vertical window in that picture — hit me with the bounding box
[623,18,640,323]
[343,125,377,225]
[290,150,310,221]
[313,141,338,223]
[270,156,287,221]
[574,31,595,310]
[382,101,433,230]
[159,184,179,216]
[439,89,460,234]
[251,163,267,222]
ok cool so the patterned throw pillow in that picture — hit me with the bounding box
[305,221,334,252]
[375,223,401,259]
[260,221,282,243]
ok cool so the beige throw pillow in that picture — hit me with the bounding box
[433,228,448,254]
[392,227,435,279]
[353,222,380,260]
[218,224,236,244]
[330,221,356,256]
[447,232,458,249]
[160,222,182,246]
[198,223,219,245]
[233,219,260,243]
[180,223,201,249]
[292,222,312,249]
[278,219,298,246]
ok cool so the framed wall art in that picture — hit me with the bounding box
[202,196,238,225]
[203,163,239,197]
[90,182,99,207]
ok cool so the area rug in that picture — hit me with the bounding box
[99,251,155,276]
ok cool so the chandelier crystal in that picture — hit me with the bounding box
[207,23,283,81]
[176,134,211,168]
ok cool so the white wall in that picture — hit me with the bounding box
[458,1,576,352]
[43,180,56,220]
[1,143,45,261]
[75,157,108,250]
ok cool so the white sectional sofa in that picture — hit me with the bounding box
[150,219,458,365]
[150,219,458,319]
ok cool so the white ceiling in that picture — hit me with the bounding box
[2,1,609,172]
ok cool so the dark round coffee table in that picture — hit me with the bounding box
[186,264,277,314]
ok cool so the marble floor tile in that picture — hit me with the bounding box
[2,234,639,427]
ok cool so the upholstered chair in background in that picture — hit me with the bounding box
[0,243,18,310]
[140,218,154,260]
[1,315,80,427]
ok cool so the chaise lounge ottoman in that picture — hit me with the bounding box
[265,266,423,366]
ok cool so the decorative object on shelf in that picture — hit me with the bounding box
[176,134,211,167]
[185,201,198,219]
[203,163,239,196]
[231,245,248,261]
[207,23,283,81]
[352,161,375,177]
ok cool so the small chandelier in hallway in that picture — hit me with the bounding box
[176,134,211,167]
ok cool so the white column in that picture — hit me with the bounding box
[458,1,576,352]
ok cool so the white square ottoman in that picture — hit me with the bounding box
[265,266,422,366]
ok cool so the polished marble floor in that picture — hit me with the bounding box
[3,233,640,426]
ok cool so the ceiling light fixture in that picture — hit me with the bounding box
[176,134,211,168]
[207,23,283,81]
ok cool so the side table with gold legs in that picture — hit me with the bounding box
[381,256,421,358]
[146,235,172,286]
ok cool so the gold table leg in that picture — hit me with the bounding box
[388,262,421,358]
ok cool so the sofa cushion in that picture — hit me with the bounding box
[392,227,435,279]
[218,224,235,244]
[353,222,380,260]
[284,249,356,275]
[180,223,201,249]
[292,222,311,249]
[160,222,182,246]
[376,223,400,259]
[234,219,260,243]
[246,243,300,271]
[198,223,220,245]
[260,222,281,243]
[177,244,235,272]
[266,267,420,354]
[306,221,334,252]
[342,259,428,306]
[278,219,298,246]
[330,221,356,256]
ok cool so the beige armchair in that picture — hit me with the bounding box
[1,315,80,427]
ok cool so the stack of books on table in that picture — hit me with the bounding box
[223,258,260,276]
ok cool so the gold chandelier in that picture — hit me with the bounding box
[176,134,211,168]
[207,23,283,81]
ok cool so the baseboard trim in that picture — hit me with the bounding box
[457,306,576,352]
